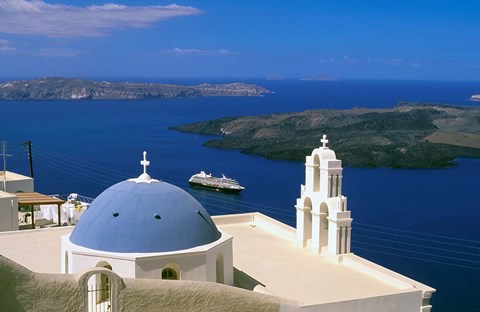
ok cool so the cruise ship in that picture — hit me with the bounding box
[188,171,245,193]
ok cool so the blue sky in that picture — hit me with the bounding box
[0,0,479,80]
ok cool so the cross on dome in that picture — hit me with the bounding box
[141,151,150,174]
[321,134,329,148]
[128,151,159,184]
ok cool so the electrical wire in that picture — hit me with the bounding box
[185,187,293,218]
[353,226,480,251]
[353,240,480,265]
[352,246,480,271]
[35,154,120,188]
[32,150,127,183]
[33,144,480,247]
[353,233,480,258]
[35,143,294,217]
[23,142,480,269]
[33,147,132,181]
[354,221,480,244]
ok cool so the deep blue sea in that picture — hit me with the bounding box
[1,79,480,311]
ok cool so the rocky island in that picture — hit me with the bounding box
[0,77,270,100]
[469,94,480,101]
[171,102,480,168]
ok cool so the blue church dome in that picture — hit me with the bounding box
[70,154,221,253]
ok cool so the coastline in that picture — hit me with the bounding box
[171,102,480,169]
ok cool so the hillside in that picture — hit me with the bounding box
[171,102,480,168]
[0,77,270,100]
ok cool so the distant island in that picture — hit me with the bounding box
[171,102,480,168]
[265,76,284,81]
[0,77,271,100]
[299,74,340,81]
[469,94,480,101]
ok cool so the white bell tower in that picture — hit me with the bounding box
[295,135,352,255]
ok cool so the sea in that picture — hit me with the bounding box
[1,79,480,312]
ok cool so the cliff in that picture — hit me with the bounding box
[0,77,270,100]
[171,102,480,168]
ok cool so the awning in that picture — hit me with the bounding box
[13,192,65,228]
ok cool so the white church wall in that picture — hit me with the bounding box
[0,191,18,232]
[73,253,137,277]
[339,255,434,311]
[206,238,234,285]
[280,289,424,312]
[62,231,234,284]
[60,242,70,274]
[319,166,342,199]
[295,205,310,246]
[136,253,208,280]
[61,236,137,277]
[254,213,296,242]
[304,156,316,193]
[6,179,34,193]
[341,254,434,291]
[223,243,234,285]
[0,171,34,193]
[212,213,252,225]
[156,235,234,284]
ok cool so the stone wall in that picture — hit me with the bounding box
[0,255,83,312]
[0,255,281,312]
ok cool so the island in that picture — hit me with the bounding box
[299,74,340,81]
[0,77,271,100]
[171,102,480,168]
[469,94,480,102]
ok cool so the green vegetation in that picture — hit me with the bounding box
[171,102,480,168]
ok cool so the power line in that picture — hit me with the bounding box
[34,144,294,217]
[352,246,480,271]
[33,146,134,180]
[353,226,480,251]
[354,221,480,244]
[185,188,293,218]
[354,240,480,265]
[36,143,293,213]
[353,233,480,258]
[33,151,125,184]
[26,142,480,257]
[35,155,119,188]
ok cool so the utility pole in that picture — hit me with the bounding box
[1,141,12,192]
[26,140,34,178]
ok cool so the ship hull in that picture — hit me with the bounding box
[188,181,244,194]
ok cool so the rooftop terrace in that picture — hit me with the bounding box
[0,212,433,307]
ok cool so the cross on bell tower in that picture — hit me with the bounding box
[321,134,329,148]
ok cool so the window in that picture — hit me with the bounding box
[162,268,178,280]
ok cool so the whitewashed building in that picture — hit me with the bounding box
[0,171,33,232]
[62,153,233,284]
[0,141,435,312]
